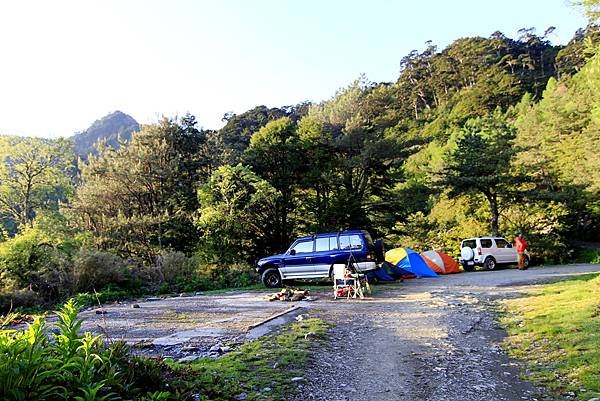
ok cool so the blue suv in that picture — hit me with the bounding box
[256,230,382,288]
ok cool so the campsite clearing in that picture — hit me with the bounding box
[77,264,600,401]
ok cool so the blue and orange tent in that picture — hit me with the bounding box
[385,248,438,278]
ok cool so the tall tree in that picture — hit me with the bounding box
[242,117,302,251]
[71,116,206,259]
[196,164,280,262]
[0,137,74,230]
[440,114,522,235]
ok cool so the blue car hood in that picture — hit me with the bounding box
[258,254,285,265]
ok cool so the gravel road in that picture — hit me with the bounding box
[78,263,599,400]
[289,264,600,401]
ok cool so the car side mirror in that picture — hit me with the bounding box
[289,249,296,256]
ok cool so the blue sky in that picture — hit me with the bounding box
[0,0,588,137]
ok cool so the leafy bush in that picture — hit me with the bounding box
[0,300,172,400]
[198,262,258,289]
[158,251,195,282]
[574,247,600,264]
[72,286,133,308]
[0,227,74,304]
[73,250,131,293]
[0,288,42,312]
[159,262,258,294]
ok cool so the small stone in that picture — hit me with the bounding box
[291,376,304,382]
[262,387,272,392]
[304,331,316,340]
[131,304,140,308]
[95,309,107,314]
[235,392,247,401]
[220,346,232,353]
[295,315,304,322]
[178,355,200,363]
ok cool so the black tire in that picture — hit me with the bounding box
[483,257,497,271]
[374,239,385,263]
[261,268,282,288]
[462,263,475,272]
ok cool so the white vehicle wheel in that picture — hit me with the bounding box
[460,246,474,261]
[483,257,497,271]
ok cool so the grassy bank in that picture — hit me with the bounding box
[500,273,600,399]
[169,317,330,400]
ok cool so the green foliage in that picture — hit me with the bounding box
[73,250,132,293]
[196,164,280,262]
[439,113,523,235]
[574,247,600,263]
[72,287,133,308]
[71,117,205,260]
[0,300,176,400]
[0,218,76,303]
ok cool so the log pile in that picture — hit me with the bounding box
[267,288,310,302]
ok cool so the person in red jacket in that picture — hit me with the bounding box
[514,233,528,270]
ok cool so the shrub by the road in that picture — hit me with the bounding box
[0,300,170,400]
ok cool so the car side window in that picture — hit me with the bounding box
[340,235,362,250]
[330,237,339,250]
[463,240,476,248]
[315,237,330,252]
[291,240,313,254]
[480,239,493,248]
[495,239,510,248]
[349,235,362,250]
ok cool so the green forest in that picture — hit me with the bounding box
[1,15,599,310]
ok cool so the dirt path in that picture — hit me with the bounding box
[290,264,600,401]
[80,264,600,399]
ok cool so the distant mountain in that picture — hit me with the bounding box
[71,111,139,158]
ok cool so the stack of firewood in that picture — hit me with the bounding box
[267,287,309,302]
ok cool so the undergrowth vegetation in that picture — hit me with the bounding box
[501,274,600,399]
[0,300,328,401]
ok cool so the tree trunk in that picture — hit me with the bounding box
[485,191,500,236]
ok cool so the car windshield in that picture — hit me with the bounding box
[290,240,313,254]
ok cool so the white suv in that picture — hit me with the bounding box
[459,236,529,271]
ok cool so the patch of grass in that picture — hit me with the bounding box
[168,317,330,400]
[500,273,600,399]
[72,286,136,308]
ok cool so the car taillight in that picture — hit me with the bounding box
[477,247,482,255]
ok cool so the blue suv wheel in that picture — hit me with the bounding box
[261,267,282,288]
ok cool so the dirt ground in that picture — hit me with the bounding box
[80,264,600,400]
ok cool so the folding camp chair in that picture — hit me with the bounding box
[333,263,369,299]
